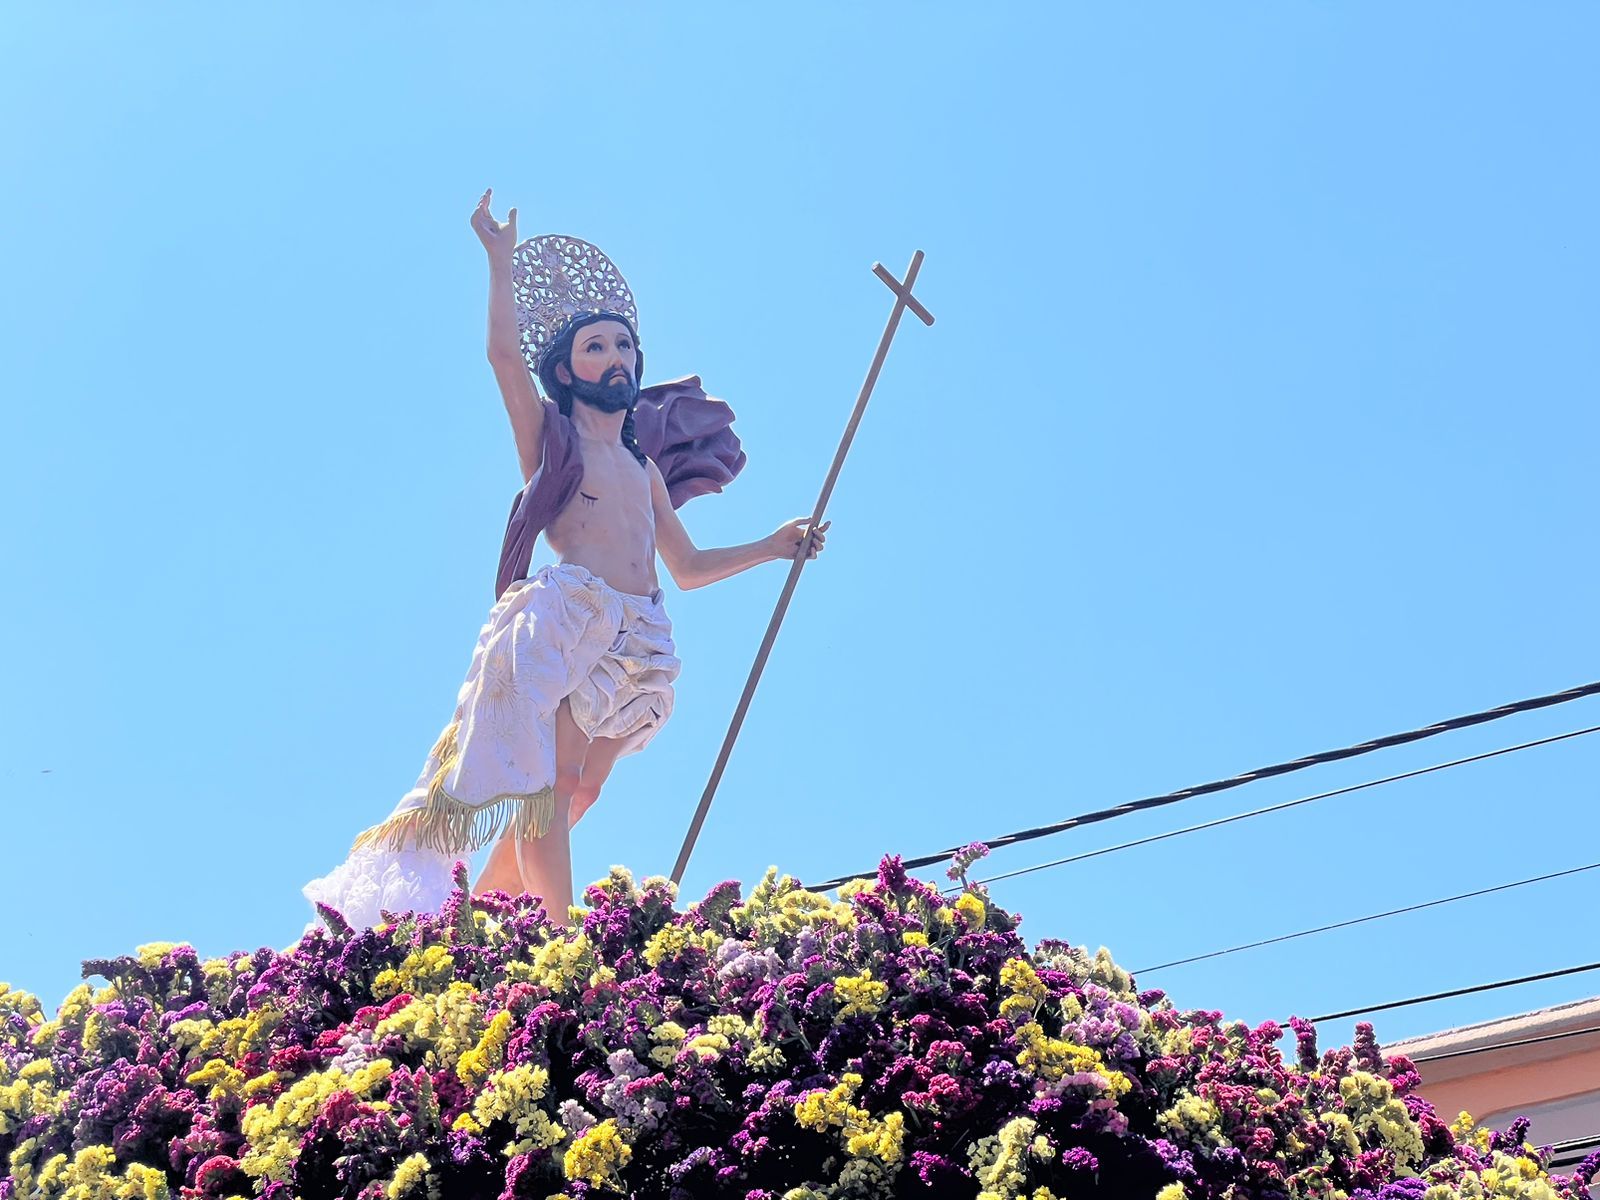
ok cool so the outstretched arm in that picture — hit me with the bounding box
[649,461,828,590]
[470,188,544,483]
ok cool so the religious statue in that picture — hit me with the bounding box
[303,190,828,930]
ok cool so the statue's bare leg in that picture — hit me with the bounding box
[569,735,628,828]
[474,828,526,901]
[473,699,584,923]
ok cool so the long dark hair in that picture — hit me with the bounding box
[537,312,648,469]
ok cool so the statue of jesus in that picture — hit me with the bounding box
[303,190,828,931]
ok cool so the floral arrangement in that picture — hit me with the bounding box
[3,846,1597,1200]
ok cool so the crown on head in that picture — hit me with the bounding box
[511,234,638,374]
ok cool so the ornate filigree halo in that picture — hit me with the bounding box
[511,234,638,374]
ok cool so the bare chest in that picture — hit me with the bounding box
[546,444,655,544]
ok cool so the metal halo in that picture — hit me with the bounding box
[510,233,638,375]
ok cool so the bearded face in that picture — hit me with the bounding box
[565,367,638,414]
[556,318,639,414]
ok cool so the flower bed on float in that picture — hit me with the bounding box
[3,850,1597,1200]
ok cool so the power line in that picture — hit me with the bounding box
[1133,859,1600,974]
[1547,1136,1600,1169]
[947,725,1600,895]
[810,679,1600,891]
[1408,1024,1600,1065]
[1310,961,1600,1023]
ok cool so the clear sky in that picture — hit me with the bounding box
[5,5,1598,1056]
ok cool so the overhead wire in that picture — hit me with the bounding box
[947,725,1600,895]
[810,679,1600,891]
[798,686,1600,1063]
[1133,859,1600,974]
[1545,1136,1600,1169]
[1309,960,1600,1023]
[1406,1024,1600,1065]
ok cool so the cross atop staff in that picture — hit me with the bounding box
[670,252,935,886]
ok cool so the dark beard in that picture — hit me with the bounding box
[566,370,638,415]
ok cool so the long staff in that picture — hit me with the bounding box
[670,252,935,886]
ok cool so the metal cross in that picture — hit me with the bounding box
[670,252,935,887]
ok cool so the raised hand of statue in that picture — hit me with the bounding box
[470,188,518,260]
[769,519,830,562]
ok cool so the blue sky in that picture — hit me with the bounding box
[5,4,1599,1056]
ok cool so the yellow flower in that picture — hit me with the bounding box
[648,1020,686,1068]
[373,944,456,1001]
[1014,1022,1127,1096]
[29,983,97,1052]
[239,1060,393,1183]
[465,1065,563,1156]
[707,1014,752,1039]
[1000,958,1048,1005]
[387,1152,437,1200]
[685,1033,731,1061]
[0,983,43,1043]
[845,1109,905,1165]
[0,1055,61,1139]
[795,1072,867,1133]
[563,1118,632,1188]
[81,1010,108,1057]
[457,1009,513,1085]
[241,1071,280,1099]
[507,932,599,993]
[1158,1097,1226,1149]
[167,1017,213,1056]
[374,982,486,1073]
[967,1116,1049,1197]
[135,942,181,968]
[1320,1111,1361,1159]
[837,878,870,901]
[901,931,929,947]
[793,1073,904,1166]
[834,970,889,1021]
[955,893,987,928]
[27,1142,172,1200]
[176,1007,283,1063]
[643,925,690,968]
[185,1058,249,1104]
[998,957,1050,1025]
[1337,1071,1424,1169]
[747,1041,787,1071]
[733,869,859,942]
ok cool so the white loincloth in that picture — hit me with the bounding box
[303,563,678,930]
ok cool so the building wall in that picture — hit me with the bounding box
[1386,997,1600,1152]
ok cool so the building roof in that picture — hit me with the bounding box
[1386,995,1600,1078]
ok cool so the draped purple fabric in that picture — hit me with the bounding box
[494,375,747,599]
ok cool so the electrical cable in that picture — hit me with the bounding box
[1547,1136,1600,1168]
[810,679,1600,891]
[947,726,1600,895]
[1133,859,1600,974]
[1407,1024,1600,1065]
[1310,961,1600,1023]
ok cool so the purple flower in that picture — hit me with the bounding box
[5,862,1573,1200]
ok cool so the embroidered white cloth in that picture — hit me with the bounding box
[303,562,678,930]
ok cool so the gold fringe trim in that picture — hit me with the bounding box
[350,719,557,854]
[351,786,556,855]
[427,720,460,766]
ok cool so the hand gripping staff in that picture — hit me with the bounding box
[669,252,935,886]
